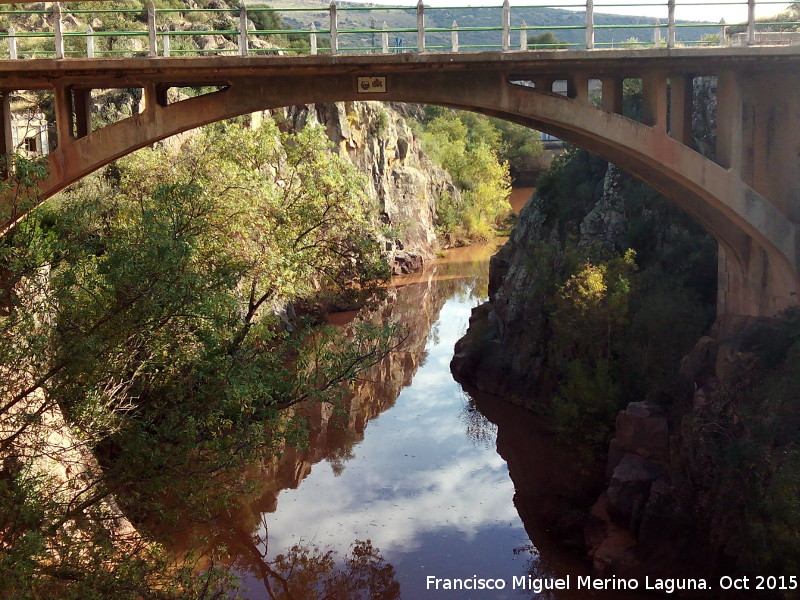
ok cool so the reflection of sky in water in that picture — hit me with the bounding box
[253,275,540,598]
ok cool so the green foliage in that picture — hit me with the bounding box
[622,78,643,121]
[418,112,512,243]
[489,117,545,175]
[686,324,800,588]
[249,4,285,32]
[374,106,390,137]
[527,31,568,49]
[728,1,800,33]
[249,4,311,51]
[550,250,636,367]
[0,119,400,597]
[520,139,716,453]
[0,154,50,225]
[552,359,621,457]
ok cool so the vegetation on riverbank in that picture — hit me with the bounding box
[0,119,403,598]
[413,107,543,244]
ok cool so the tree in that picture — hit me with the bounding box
[528,32,568,49]
[419,113,512,241]
[0,118,401,597]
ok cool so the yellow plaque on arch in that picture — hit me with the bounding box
[357,77,387,93]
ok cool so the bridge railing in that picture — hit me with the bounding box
[0,0,797,59]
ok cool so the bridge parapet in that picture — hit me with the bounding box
[0,0,796,59]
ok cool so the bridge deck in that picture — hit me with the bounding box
[0,45,798,89]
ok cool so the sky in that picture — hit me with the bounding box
[361,0,794,25]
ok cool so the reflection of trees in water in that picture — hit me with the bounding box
[460,391,498,450]
[175,242,501,594]
[233,514,400,600]
[427,320,441,346]
[324,418,361,477]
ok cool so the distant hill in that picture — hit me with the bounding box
[265,0,718,50]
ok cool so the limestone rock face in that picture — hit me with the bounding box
[450,193,551,404]
[579,163,627,254]
[278,102,457,272]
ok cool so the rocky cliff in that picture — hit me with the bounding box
[274,102,460,274]
[450,189,551,403]
[451,150,797,592]
[450,163,629,403]
[587,322,800,594]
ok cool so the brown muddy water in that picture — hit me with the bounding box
[509,187,536,215]
[176,233,655,599]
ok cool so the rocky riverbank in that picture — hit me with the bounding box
[450,151,799,595]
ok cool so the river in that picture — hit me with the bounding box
[175,189,654,599]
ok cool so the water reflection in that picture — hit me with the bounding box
[230,533,400,600]
[178,239,650,600]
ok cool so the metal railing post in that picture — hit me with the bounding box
[8,27,17,59]
[502,0,510,52]
[719,18,726,46]
[417,0,425,53]
[162,26,171,57]
[86,24,95,57]
[451,20,459,52]
[381,22,388,53]
[520,20,527,50]
[585,0,594,50]
[239,1,248,56]
[667,0,676,48]
[747,0,756,45]
[148,2,157,57]
[54,3,64,59]
[310,23,318,55]
[653,18,661,46]
[330,0,338,55]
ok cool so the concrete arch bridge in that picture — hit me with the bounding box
[0,47,799,321]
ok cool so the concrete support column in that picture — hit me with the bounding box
[642,72,667,130]
[585,0,594,50]
[667,0,676,48]
[72,88,91,139]
[668,74,693,146]
[740,70,800,224]
[0,92,14,178]
[238,2,249,57]
[53,3,64,59]
[86,25,95,58]
[716,71,743,172]
[143,83,167,112]
[567,73,589,103]
[7,27,16,59]
[147,3,158,58]
[716,239,798,324]
[329,1,338,55]
[533,77,554,92]
[53,85,73,146]
[601,76,623,114]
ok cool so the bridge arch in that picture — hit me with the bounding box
[3,53,799,320]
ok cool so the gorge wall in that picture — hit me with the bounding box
[270,102,459,274]
[451,150,799,594]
